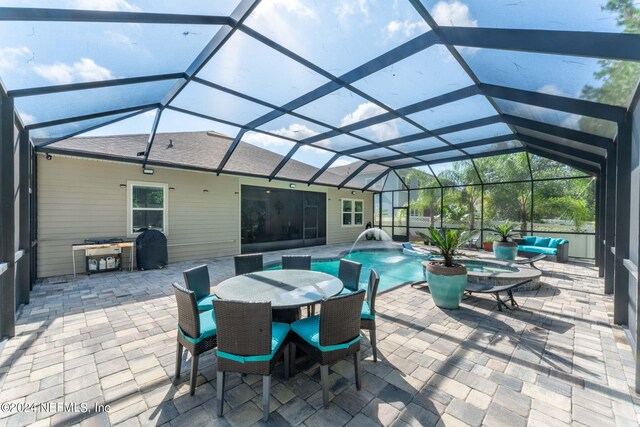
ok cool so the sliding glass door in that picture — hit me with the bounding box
[241,185,326,253]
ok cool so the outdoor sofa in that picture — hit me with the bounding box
[516,236,569,263]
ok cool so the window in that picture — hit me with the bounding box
[127,181,168,236]
[342,199,364,226]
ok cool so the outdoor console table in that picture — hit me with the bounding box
[71,241,135,278]
[213,270,343,309]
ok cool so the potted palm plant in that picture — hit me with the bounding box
[482,236,494,252]
[489,223,519,261]
[422,227,469,309]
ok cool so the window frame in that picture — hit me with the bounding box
[341,198,364,227]
[127,180,169,237]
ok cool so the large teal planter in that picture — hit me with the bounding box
[424,263,467,309]
[493,242,518,261]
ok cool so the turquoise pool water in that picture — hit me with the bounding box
[267,250,517,293]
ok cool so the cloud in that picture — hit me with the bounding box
[341,102,399,141]
[340,102,386,127]
[18,112,36,126]
[73,0,141,12]
[271,123,319,141]
[332,158,357,167]
[386,20,429,38]
[538,84,565,97]
[103,30,134,46]
[0,47,31,72]
[33,58,114,84]
[431,1,477,27]
[255,0,315,18]
[334,0,372,24]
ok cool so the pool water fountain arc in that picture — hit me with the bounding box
[348,227,394,256]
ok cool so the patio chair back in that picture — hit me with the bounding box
[339,259,362,292]
[213,300,272,356]
[183,265,210,301]
[282,255,311,270]
[367,269,380,316]
[234,253,263,275]
[172,283,200,340]
[319,290,365,347]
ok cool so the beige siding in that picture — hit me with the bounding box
[326,188,373,245]
[38,155,240,277]
[38,155,375,277]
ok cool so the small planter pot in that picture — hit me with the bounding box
[493,241,518,261]
[483,242,494,252]
[424,262,468,309]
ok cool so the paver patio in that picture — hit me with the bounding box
[0,244,637,426]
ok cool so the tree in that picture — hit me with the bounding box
[580,0,640,136]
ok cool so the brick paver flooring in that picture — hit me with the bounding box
[0,244,638,426]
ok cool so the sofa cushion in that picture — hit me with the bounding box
[534,237,551,247]
[548,238,563,248]
[523,236,537,245]
[518,245,558,256]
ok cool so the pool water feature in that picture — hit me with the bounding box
[265,249,541,293]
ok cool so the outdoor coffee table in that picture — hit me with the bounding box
[465,279,532,312]
[213,270,344,309]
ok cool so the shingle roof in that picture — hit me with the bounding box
[40,131,373,186]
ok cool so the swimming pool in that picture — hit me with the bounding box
[266,249,535,293]
[266,249,424,292]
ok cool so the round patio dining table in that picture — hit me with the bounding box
[213,270,343,309]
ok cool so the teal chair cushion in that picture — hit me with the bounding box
[339,288,352,296]
[361,301,375,320]
[179,310,217,344]
[523,236,537,245]
[534,237,551,247]
[291,316,361,352]
[217,322,290,364]
[196,294,218,311]
[518,245,557,256]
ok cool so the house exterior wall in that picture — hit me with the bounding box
[37,155,373,277]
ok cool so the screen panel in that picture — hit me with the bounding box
[16,78,181,125]
[276,145,338,182]
[352,45,475,109]
[197,29,329,107]
[407,95,499,131]
[461,48,640,108]
[420,0,632,33]
[170,80,272,125]
[244,0,432,76]
[0,21,220,90]
[494,99,617,139]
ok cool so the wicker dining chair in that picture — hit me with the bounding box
[339,259,363,294]
[361,269,380,362]
[290,290,365,408]
[282,255,313,315]
[183,265,217,311]
[282,254,311,270]
[172,283,217,396]
[214,300,290,423]
[234,253,263,275]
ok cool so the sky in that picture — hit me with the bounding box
[0,0,627,170]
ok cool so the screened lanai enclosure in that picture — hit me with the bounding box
[373,153,597,257]
[0,0,640,392]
